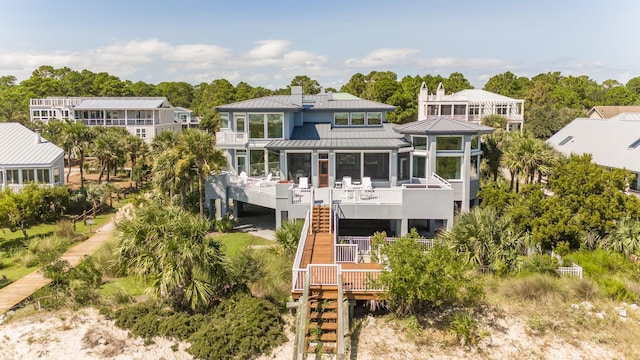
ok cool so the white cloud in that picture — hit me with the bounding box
[246,40,292,59]
[345,48,420,67]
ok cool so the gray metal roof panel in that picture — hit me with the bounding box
[547,114,640,173]
[74,99,167,109]
[0,123,64,166]
[394,117,494,135]
[266,122,409,149]
[216,96,303,111]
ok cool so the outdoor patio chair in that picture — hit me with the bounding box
[239,171,248,187]
[298,176,309,189]
[361,177,374,199]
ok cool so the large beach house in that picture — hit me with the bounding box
[29,97,183,143]
[206,86,493,357]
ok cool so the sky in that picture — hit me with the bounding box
[1,0,639,90]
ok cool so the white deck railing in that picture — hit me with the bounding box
[215,131,247,144]
[337,236,433,256]
[308,264,339,286]
[292,187,312,204]
[558,263,583,279]
[0,183,55,192]
[291,211,311,292]
[334,244,358,263]
[332,188,403,204]
[432,173,452,188]
[342,269,385,292]
[228,174,277,194]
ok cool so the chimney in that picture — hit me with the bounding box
[291,86,303,106]
[35,131,41,144]
[436,82,445,99]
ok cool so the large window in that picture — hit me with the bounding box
[6,170,18,184]
[470,155,480,179]
[334,113,349,126]
[367,112,382,126]
[469,105,480,116]
[454,105,467,115]
[351,113,365,126]
[268,150,280,177]
[427,105,438,115]
[364,153,389,181]
[267,114,283,138]
[471,135,480,150]
[412,155,426,179]
[37,169,50,183]
[436,157,462,180]
[250,149,265,177]
[441,105,452,116]
[235,115,246,133]
[336,153,361,181]
[247,113,283,139]
[249,114,265,139]
[412,136,427,151]
[495,104,508,115]
[54,167,61,183]
[220,112,230,129]
[436,136,462,151]
[287,153,311,183]
[398,152,410,181]
[136,128,147,138]
[22,169,35,183]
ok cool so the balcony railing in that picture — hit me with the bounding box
[215,131,248,145]
[228,174,277,194]
[0,183,55,192]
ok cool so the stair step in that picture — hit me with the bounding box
[309,312,338,320]
[320,333,338,342]
[309,301,338,310]
[307,343,336,353]
[308,322,338,331]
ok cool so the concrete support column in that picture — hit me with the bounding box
[462,136,471,212]
[400,218,408,235]
[390,151,398,186]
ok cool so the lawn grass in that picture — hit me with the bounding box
[214,232,274,258]
[99,276,147,298]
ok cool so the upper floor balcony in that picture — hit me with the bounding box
[215,131,248,147]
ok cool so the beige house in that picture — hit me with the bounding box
[587,106,640,119]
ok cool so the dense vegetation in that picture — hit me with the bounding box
[2,66,640,138]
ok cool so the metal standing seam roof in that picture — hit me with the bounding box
[0,123,64,166]
[265,123,410,150]
[74,99,167,109]
[216,93,396,111]
[547,113,640,173]
[393,117,495,135]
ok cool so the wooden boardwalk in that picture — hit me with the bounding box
[0,221,115,314]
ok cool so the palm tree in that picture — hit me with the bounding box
[92,127,128,183]
[180,129,227,217]
[153,146,192,208]
[441,206,526,274]
[123,134,149,188]
[115,202,229,311]
[603,216,640,258]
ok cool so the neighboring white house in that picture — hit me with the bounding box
[547,112,640,192]
[0,123,65,192]
[174,106,200,129]
[29,97,183,143]
[418,82,525,132]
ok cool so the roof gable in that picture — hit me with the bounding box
[0,123,64,166]
[393,117,495,135]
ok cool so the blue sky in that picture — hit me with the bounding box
[1,0,638,89]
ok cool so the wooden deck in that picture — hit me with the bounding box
[294,231,384,300]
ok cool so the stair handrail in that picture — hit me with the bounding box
[337,265,346,359]
[291,210,311,292]
[309,187,315,234]
[293,270,311,360]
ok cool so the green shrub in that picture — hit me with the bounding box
[449,311,484,346]
[215,212,237,233]
[553,241,570,257]
[187,293,285,360]
[27,236,71,265]
[54,220,88,243]
[565,249,635,279]
[520,254,559,276]
[274,219,303,255]
[113,293,286,360]
[568,278,600,302]
[601,277,637,302]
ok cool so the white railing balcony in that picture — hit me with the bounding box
[332,187,403,204]
[292,187,312,204]
[215,131,248,146]
[228,174,277,194]
[0,183,55,192]
[334,244,358,263]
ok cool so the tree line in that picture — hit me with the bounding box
[2,66,639,138]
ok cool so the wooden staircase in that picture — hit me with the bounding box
[312,205,331,234]
[306,288,339,354]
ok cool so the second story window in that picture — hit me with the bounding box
[334,113,349,126]
[495,104,508,115]
[367,112,382,126]
[247,113,283,139]
[220,112,230,129]
[454,105,466,116]
[351,112,365,126]
[469,105,480,116]
[427,105,439,116]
